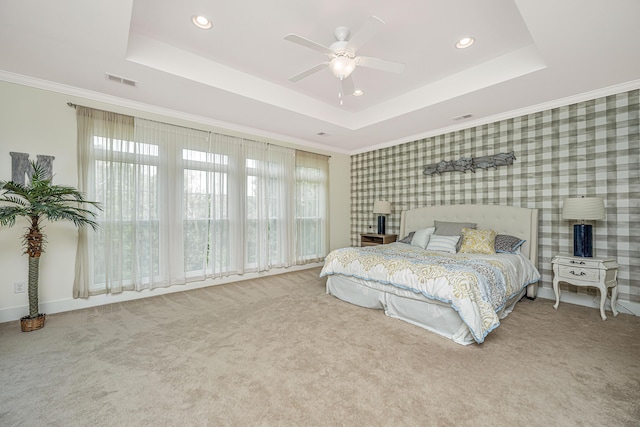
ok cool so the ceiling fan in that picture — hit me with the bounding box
[284,16,405,104]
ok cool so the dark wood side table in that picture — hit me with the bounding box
[360,233,397,247]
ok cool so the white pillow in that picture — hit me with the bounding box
[410,227,435,248]
[426,235,460,253]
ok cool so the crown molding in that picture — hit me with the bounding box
[0,70,349,156]
[353,79,640,155]
[3,70,638,158]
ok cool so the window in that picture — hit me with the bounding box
[74,107,329,297]
[182,149,229,276]
[295,151,329,264]
[91,138,161,288]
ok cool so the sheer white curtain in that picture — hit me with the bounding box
[216,138,296,273]
[183,133,242,279]
[74,106,321,298]
[266,144,296,268]
[74,107,134,297]
[295,151,329,264]
[132,118,211,289]
[75,112,210,296]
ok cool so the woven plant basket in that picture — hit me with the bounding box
[20,313,46,332]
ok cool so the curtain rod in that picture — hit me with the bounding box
[67,102,330,158]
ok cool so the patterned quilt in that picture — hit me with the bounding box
[320,242,540,343]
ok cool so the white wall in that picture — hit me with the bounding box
[0,80,351,322]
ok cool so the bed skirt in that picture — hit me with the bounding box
[326,274,526,345]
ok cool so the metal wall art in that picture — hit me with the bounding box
[9,152,55,184]
[423,151,516,176]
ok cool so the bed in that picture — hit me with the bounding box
[321,204,540,345]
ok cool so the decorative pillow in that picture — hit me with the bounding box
[433,221,477,251]
[398,231,415,244]
[410,227,435,248]
[425,235,460,253]
[495,234,526,253]
[459,228,498,254]
[433,220,477,236]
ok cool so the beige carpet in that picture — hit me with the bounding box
[1,267,639,426]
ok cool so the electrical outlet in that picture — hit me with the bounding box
[14,282,26,293]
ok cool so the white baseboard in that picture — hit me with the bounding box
[3,269,637,324]
[536,287,640,317]
[0,263,324,324]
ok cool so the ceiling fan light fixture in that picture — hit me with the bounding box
[329,56,356,79]
[192,15,212,30]
[456,37,475,49]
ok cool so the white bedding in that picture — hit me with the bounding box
[321,242,540,343]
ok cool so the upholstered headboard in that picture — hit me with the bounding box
[399,204,539,266]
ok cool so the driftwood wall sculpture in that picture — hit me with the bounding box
[423,151,516,176]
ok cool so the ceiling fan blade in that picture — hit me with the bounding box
[346,16,385,52]
[341,75,355,95]
[285,34,333,56]
[289,62,329,82]
[355,56,405,74]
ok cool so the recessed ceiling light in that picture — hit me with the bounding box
[353,89,364,96]
[455,37,475,49]
[192,15,212,30]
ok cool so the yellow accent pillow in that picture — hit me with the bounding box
[459,228,497,254]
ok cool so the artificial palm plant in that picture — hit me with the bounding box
[0,161,101,331]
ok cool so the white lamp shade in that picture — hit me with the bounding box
[373,200,391,215]
[330,56,356,79]
[562,197,605,221]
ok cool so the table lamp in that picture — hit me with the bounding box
[373,201,391,235]
[562,196,605,257]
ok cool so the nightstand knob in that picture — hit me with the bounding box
[570,260,586,265]
[569,270,586,276]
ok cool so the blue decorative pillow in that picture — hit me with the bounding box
[494,234,526,253]
[398,231,415,244]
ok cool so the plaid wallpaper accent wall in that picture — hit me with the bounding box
[351,89,640,303]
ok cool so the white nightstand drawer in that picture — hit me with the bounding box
[555,258,601,269]
[558,265,600,282]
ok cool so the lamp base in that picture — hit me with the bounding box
[377,215,386,235]
[573,224,593,257]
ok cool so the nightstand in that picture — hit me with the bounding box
[360,233,397,247]
[552,254,619,320]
